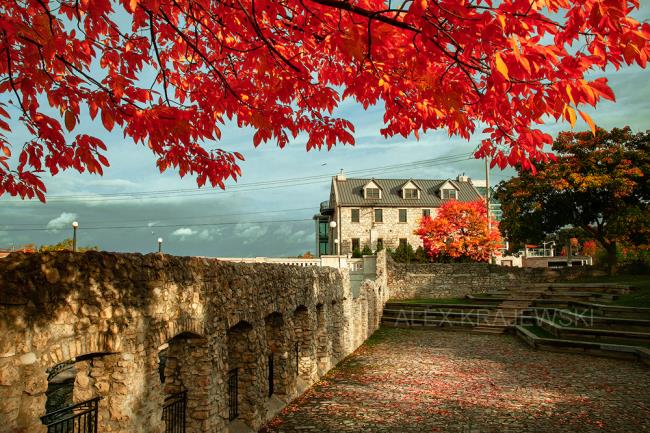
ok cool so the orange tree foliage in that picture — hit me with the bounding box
[415,199,501,262]
[1,0,649,201]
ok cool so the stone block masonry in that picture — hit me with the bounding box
[0,250,388,433]
[387,256,604,299]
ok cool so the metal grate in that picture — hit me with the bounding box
[41,397,101,433]
[268,353,274,397]
[162,391,186,433]
[228,369,238,421]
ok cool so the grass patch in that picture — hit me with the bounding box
[562,275,650,308]
[387,297,489,305]
[525,325,556,339]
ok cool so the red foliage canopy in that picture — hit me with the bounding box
[415,199,501,262]
[1,0,649,201]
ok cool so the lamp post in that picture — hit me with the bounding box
[329,221,337,255]
[158,237,163,253]
[71,221,78,252]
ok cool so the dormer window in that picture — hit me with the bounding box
[399,180,422,199]
[366,188,380,199]
[442,189,457,200]
[362,180,383,200]
[403,188,418,199]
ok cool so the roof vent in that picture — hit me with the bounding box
[336,169,347,181]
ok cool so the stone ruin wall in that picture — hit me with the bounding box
[387,256,605,300]
[0,249,389,433]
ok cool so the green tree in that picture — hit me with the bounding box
[39,239,99,252]
[496,127,650,273]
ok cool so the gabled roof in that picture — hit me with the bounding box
[399,179,423,191]
[362,179,383,190]
[438,179,460,191]
[333,178,482,207]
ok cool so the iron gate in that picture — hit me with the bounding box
[268,353,274,397]
[41,397,100,433]
[162,391,186,433]
[228,369,238,421]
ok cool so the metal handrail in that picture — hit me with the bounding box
[41,397,102,425]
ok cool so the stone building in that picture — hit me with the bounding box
[314,173,483,256]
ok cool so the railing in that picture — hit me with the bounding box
[215,257,321,267]
[319,200,333,213]
[41,397,101,433]
[162,391,186,433]
[212,255,377,274]
[348,259,364,272]
[267,353,274,397]
[525,248,554,257]
[228,369,238,421]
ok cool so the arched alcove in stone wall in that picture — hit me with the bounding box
[161,331,213,433]
[263,312,289,399]
[367,285,378,335]
[38,350,135,433]
[226,321,264,430]
[315,303,331,374]
[328,300,345,363]
[43,352,113,428]
[292,306,316,382]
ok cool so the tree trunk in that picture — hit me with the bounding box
[605,241,618,275]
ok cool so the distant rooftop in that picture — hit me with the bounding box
[333,177,482,207]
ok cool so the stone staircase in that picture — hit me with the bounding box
[472,287,547,334]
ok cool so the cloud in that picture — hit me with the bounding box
[46,212,78,231]
[234,223,269,244]
[197,228,223,241]
[171,227,197,241]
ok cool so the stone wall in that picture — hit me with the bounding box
[0,250,388,433]
[387,256,605,300]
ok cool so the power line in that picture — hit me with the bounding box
[5,218,313,232]
[2,206,317,227]
[0,153,473,204]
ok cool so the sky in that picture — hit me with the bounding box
[1,5,649,257]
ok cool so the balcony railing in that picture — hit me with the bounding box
[319,200,334,215]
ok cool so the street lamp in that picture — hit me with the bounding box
[158,237,163,253]
[71,221,79,252]
[329,221,337,255]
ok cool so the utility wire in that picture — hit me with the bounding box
[6,218,313,232]
[0,153,473,204]
[2,206,317,227]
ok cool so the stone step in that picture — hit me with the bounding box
[473,326,507,334]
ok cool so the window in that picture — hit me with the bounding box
[351,238,360,251]
[351,209,360,223]
[399,238,407,248]
[374,208,383,223]
[376,238,383,250]
[318,222,327,237]
[422,209,431,217]
[399,209,407,223]
[319,242,328,255]
[366,188,380,199]
[403,188,418,199]
[442,189,457,200]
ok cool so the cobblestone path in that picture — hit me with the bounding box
[260,328,650,433]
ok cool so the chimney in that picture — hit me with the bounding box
[336,169,347,181]
[457,174,470,182]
